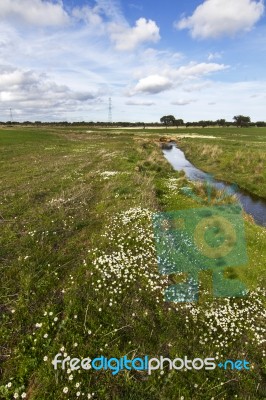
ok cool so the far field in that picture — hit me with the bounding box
[0,126,265,400]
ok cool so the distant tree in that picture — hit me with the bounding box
[216,119,226,127]
[233,115,251,127]
[175,118,184,127]
[256,121,266,127]
[160,115,176,128]
[199,120,208,128]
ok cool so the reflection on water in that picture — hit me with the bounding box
[163,145,266,227]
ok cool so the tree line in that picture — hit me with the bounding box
[1,115,266,127]
[160,115,266,128]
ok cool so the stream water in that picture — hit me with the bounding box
[163,144,266,227]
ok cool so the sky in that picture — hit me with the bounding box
[0,0,266,122]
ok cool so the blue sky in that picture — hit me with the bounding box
[0,0,265,122]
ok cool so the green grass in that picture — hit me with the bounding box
[0,126,265,400]
[165,127,266,198]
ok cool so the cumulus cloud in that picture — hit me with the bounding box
[130,74,173,95]
[0,65,99,118]
[109,17,160,51]
[0,0,69,26]
[0,1,159,53]
[175,0,264,39]
[130,62,228,95]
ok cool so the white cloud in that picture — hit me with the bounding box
[96,0,125,23]
[131,74,173,94]
[72,0,127,30]
[184,81,212,92]
[126,100,155,106]
[129,62,228,96]
[176,0,264,39]
[109,17,160,51]
[208,51,223,60]
[174,62,228,79]
[0,65,100,119]
[132,48,183,80]
[130,62,228,95]
[171,99,197,106]
[0,0,69,26]
[71,5,160,52]
[0,66,35,89]
[72,5,103,28]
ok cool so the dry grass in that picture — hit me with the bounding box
[201,144,223,159]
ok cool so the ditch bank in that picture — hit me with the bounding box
[161,141,266,227]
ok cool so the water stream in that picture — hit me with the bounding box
[163,144,266,227]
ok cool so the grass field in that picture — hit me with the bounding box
[0,126,265,400]
[169,127,266,199]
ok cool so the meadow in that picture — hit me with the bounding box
[0,126,265,400]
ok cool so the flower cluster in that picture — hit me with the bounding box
[99,171,119,179]
[89,207,168,305]
[180,287,266,357]
[165,178,181,192]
